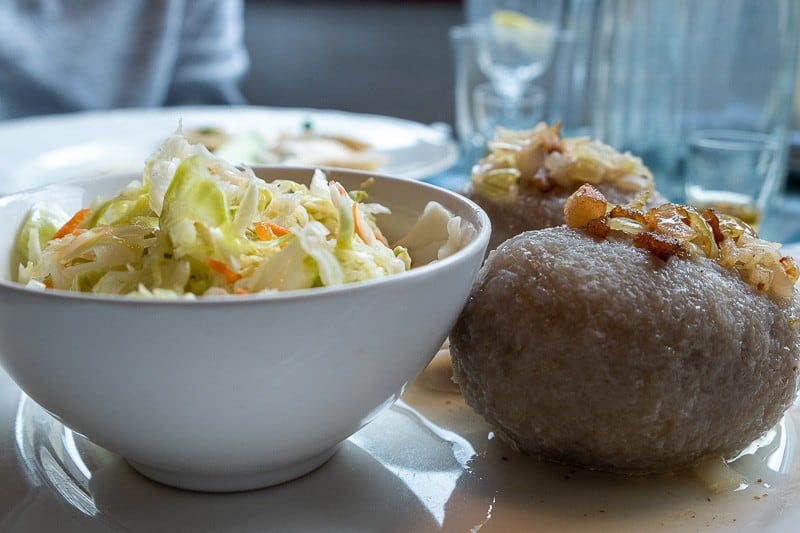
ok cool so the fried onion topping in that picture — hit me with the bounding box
[564,184,799,299]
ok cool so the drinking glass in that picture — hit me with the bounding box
[452,1,599,173]
[450,24,491,163]
[592,0,799,237]
[472,81,546,140]
[450,24,548,170]
[680,0,799,233]
[465,0,564,101]
[685,130,782,228]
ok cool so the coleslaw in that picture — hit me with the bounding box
[15,131,473,298]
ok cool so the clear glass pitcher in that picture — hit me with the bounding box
[591,0,799,233]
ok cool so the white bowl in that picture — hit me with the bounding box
[0,167,490,492]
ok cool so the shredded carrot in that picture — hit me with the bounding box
[205,259,242,283]
[254,222,272,241]
[267,222,289,237]
[254,221,289,240]
[53,208,91,240]
[352,203,369,242]
[43,278,54,289]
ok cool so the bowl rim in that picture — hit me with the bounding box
[0,166,491,306]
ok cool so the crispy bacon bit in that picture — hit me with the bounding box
[643,208,660,231]
[645,204,698,241]
[701,209,725,246]
[633,232,685,261]
[561,183,794,298]
[609,205,648,226]
[586,216,610,239]
[564,184,608,228]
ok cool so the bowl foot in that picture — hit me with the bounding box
[127,446,340,492]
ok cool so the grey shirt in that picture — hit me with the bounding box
[0,0,249,119]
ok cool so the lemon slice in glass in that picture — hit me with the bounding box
[490,9,556,54]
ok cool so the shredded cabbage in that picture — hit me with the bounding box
[15,132,470,297]
[471,122,655,209]
[396,202,477,265]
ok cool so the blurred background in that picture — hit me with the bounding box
[241,0,800,180]
[240,0,463,127]
[3,0,800,205]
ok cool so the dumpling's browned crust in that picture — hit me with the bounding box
[450,226,800,474]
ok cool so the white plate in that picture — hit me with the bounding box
[1,360,800,532]
[0,106,458,195]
